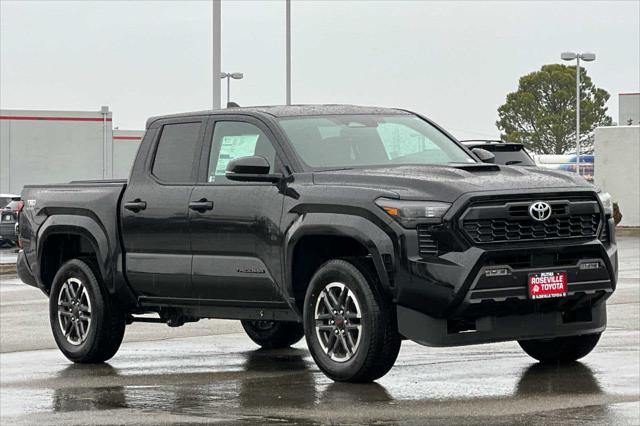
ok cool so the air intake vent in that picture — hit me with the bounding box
[599,223,609,245]
[417,225,439,257]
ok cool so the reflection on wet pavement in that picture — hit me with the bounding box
[1,333,639,425]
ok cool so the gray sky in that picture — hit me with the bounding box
[1,0,638,139]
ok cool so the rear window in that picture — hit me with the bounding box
[480,145,535,166]
[4,201,20,210]
[152,122,202,182]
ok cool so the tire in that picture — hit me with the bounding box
[518,332,602,363]
[303,259,401,383]
[241,320,304,349]
[49,259,126,363]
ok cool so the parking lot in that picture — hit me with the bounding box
[0,236,638,425]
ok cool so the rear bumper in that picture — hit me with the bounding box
[398,302,606,347]
[0,222,17,242]
[16,250,38,288]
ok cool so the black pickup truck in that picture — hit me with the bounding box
[17,105,617,383]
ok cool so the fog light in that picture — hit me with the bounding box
[580,262,601,270]
[485,268,511,277]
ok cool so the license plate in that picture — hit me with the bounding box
[4,215,11,221]
[528,271,567,299]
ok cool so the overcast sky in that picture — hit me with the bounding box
[1,0,638,139]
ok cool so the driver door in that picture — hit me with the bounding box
[188,116,288,308]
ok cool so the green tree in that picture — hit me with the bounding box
[496,64,612,155]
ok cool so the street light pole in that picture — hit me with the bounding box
[561,51,596,176]
[286,0,291,105]
[220,72,244,107]
[576,54,580,175]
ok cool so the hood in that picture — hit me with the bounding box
[312,164,592,202]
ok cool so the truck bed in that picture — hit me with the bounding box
[19,180,128,296]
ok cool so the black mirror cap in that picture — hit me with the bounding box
[472,148,496,164]
[226,155,271,175]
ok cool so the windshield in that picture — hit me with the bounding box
[278,114,475,169]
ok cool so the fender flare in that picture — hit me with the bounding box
[284,212,397,301]
[37,215,112,292]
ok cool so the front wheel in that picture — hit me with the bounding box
[49,259,126,363]
[518,333,602,363]
[303,259,401,383]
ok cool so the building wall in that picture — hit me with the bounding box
[619,93,640,125]
[113,129,144,179]
[0,109,113,194]
[594,125,640,227]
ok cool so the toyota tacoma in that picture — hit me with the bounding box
[17,105,617,382]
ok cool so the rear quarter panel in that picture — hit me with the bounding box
[20,182,130,299]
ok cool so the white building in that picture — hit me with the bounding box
[594,125,640,227]
[619,93,640,126]
[0,108,143,194]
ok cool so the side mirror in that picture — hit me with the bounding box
[225,156,282,183]
[472,148,496,164]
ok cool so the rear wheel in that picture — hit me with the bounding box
[241,320,304,349]
[303,259,401,383]
[49,259,126,363]
[518,333,602,363]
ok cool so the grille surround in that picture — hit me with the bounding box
[460,197,602,244]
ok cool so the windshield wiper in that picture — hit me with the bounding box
[505,160,523,165]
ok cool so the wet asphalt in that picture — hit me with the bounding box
[0,237,638,425]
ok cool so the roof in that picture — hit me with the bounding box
[147,104,408,127]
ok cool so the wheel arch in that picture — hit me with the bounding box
[285,213,396,312]
[37,215,112,296]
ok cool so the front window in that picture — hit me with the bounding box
[278,114,475,169]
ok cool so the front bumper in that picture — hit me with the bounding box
[398,302,606,347]
[392,217,617,346]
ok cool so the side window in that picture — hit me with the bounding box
[377,122,445,162]
[152,122,202,182]
[207,121,277,183]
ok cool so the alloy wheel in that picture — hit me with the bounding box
[314,282,362,362]
[57,277,92,345]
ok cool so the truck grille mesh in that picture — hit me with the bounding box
[460,197,601,244]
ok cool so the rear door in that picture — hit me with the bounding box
[121,118,206,302]
[188,115,289,309]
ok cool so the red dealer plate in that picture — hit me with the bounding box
[528,271,568,299]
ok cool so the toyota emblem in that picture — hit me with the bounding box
[529,201,552,221]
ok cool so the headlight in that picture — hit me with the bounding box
[597,191,613,215]
[375,198,451,226]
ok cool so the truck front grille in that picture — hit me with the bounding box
[460,197,601,244]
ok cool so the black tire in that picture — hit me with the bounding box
[518,332,602,363]
[49,259,126,363]
[241,320,304,349]
[303,259,401,383]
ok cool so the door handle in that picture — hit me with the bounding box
[189,199,214,212]
[124,199,147,213]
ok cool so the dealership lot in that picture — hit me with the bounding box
[0,236,638,425]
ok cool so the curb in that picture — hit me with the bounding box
[0,264,17,275]
[616,227,640,236]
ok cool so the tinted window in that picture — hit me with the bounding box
[152,122,202,182]
[278,115,474,169]
[206,121,276,183]
[480,145,536,166]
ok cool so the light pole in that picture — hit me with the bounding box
[220,72,244,106]
[286,0,291,105]
[561,51,596,176]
